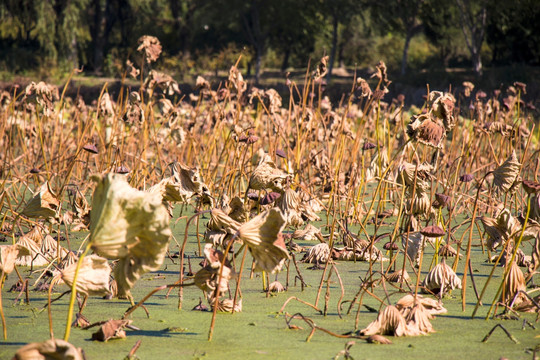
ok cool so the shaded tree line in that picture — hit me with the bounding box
[0,0,538,79]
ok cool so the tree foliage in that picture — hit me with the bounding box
[0,0,538,76]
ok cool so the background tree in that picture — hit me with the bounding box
[455,0,487,74]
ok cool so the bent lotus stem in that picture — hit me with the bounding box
[63,242,91,341]
[178,210,211,310]
[461,171,492,311]
[484,196,531,319]
[0,270,6,340]
[208,232,237,341]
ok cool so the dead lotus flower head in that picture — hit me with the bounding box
[360,305,420,337]
[522,179,540,195]
[60,254,111,297]
[12,339,83,360]
[312,55,329,81]
[492,150,521,193]
[90,173,172,298]
[420,225,445,238]
[237,208,289,273]
[137,35,162,63]
[422,259,462,295]
[21,181,60,222]
[459,173,474,183]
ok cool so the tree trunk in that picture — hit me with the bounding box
[401,31,412,75]
[281,47,290,72]
[255,47,262,84]
[91,0,105,72]
[326,14,339,84]
[472,50,482,75]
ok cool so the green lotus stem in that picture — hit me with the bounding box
[0,270,6,340]
[63,242,91,341]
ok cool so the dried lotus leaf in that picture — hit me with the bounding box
[302,243,330,264]
[248,154,288,192]
[422,260,462,294]
[268,281,285,292]
[91,319,132,341]
[60,254,111,297]
[214,298,242,313]
[278,189,304,228]
[501,261,527,306]
[149,162,211,204]
[21,182,60,222]
[360,305,420,337]
[0,245,19,274]
[90,173,171,298]
[228,196,249,223]
[137,35,162,63]
[386,269,410,283]
[13,338,83,360]
[493,150,521,193]
[207,209,241,234]
[405,303,435,334]
[401,231,424,267]
[291,224,322,241]
[237,208,289,273]
[15,236,49,267]
[406,113,445,148]
[395,294,447,316]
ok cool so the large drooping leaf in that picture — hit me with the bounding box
[90,173,171,298]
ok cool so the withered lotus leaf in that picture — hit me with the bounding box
[401,231,424,267]
[501,261,527,306]
[207,209,241,235]
[429,91,456,131]
[248,154,288,192]
[360,305,421,337]
[366,335,392,344]
[21,182,60,222]
[302,242,330,264]
[15,235,49,267]
[0,245,19,274]
[237,208,289,273]
[149,162,212,204]
[395,294,447,316]
[422,260,462,294]
[60,255,111,297]
[214,298,242,313]
[385,269,410,283]
[137,35,162,63]
[91,319,132,341]
[404,303,435,334]
[493,150,521,193]
[12,339,83,360]
[194,244,233,296]
[291,224,322,241]
[278,189,304,228]
[268,280,285,292]
[406,113,445,149]
[90,173,172,298]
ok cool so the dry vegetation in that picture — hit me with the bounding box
[1,36,540,359]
